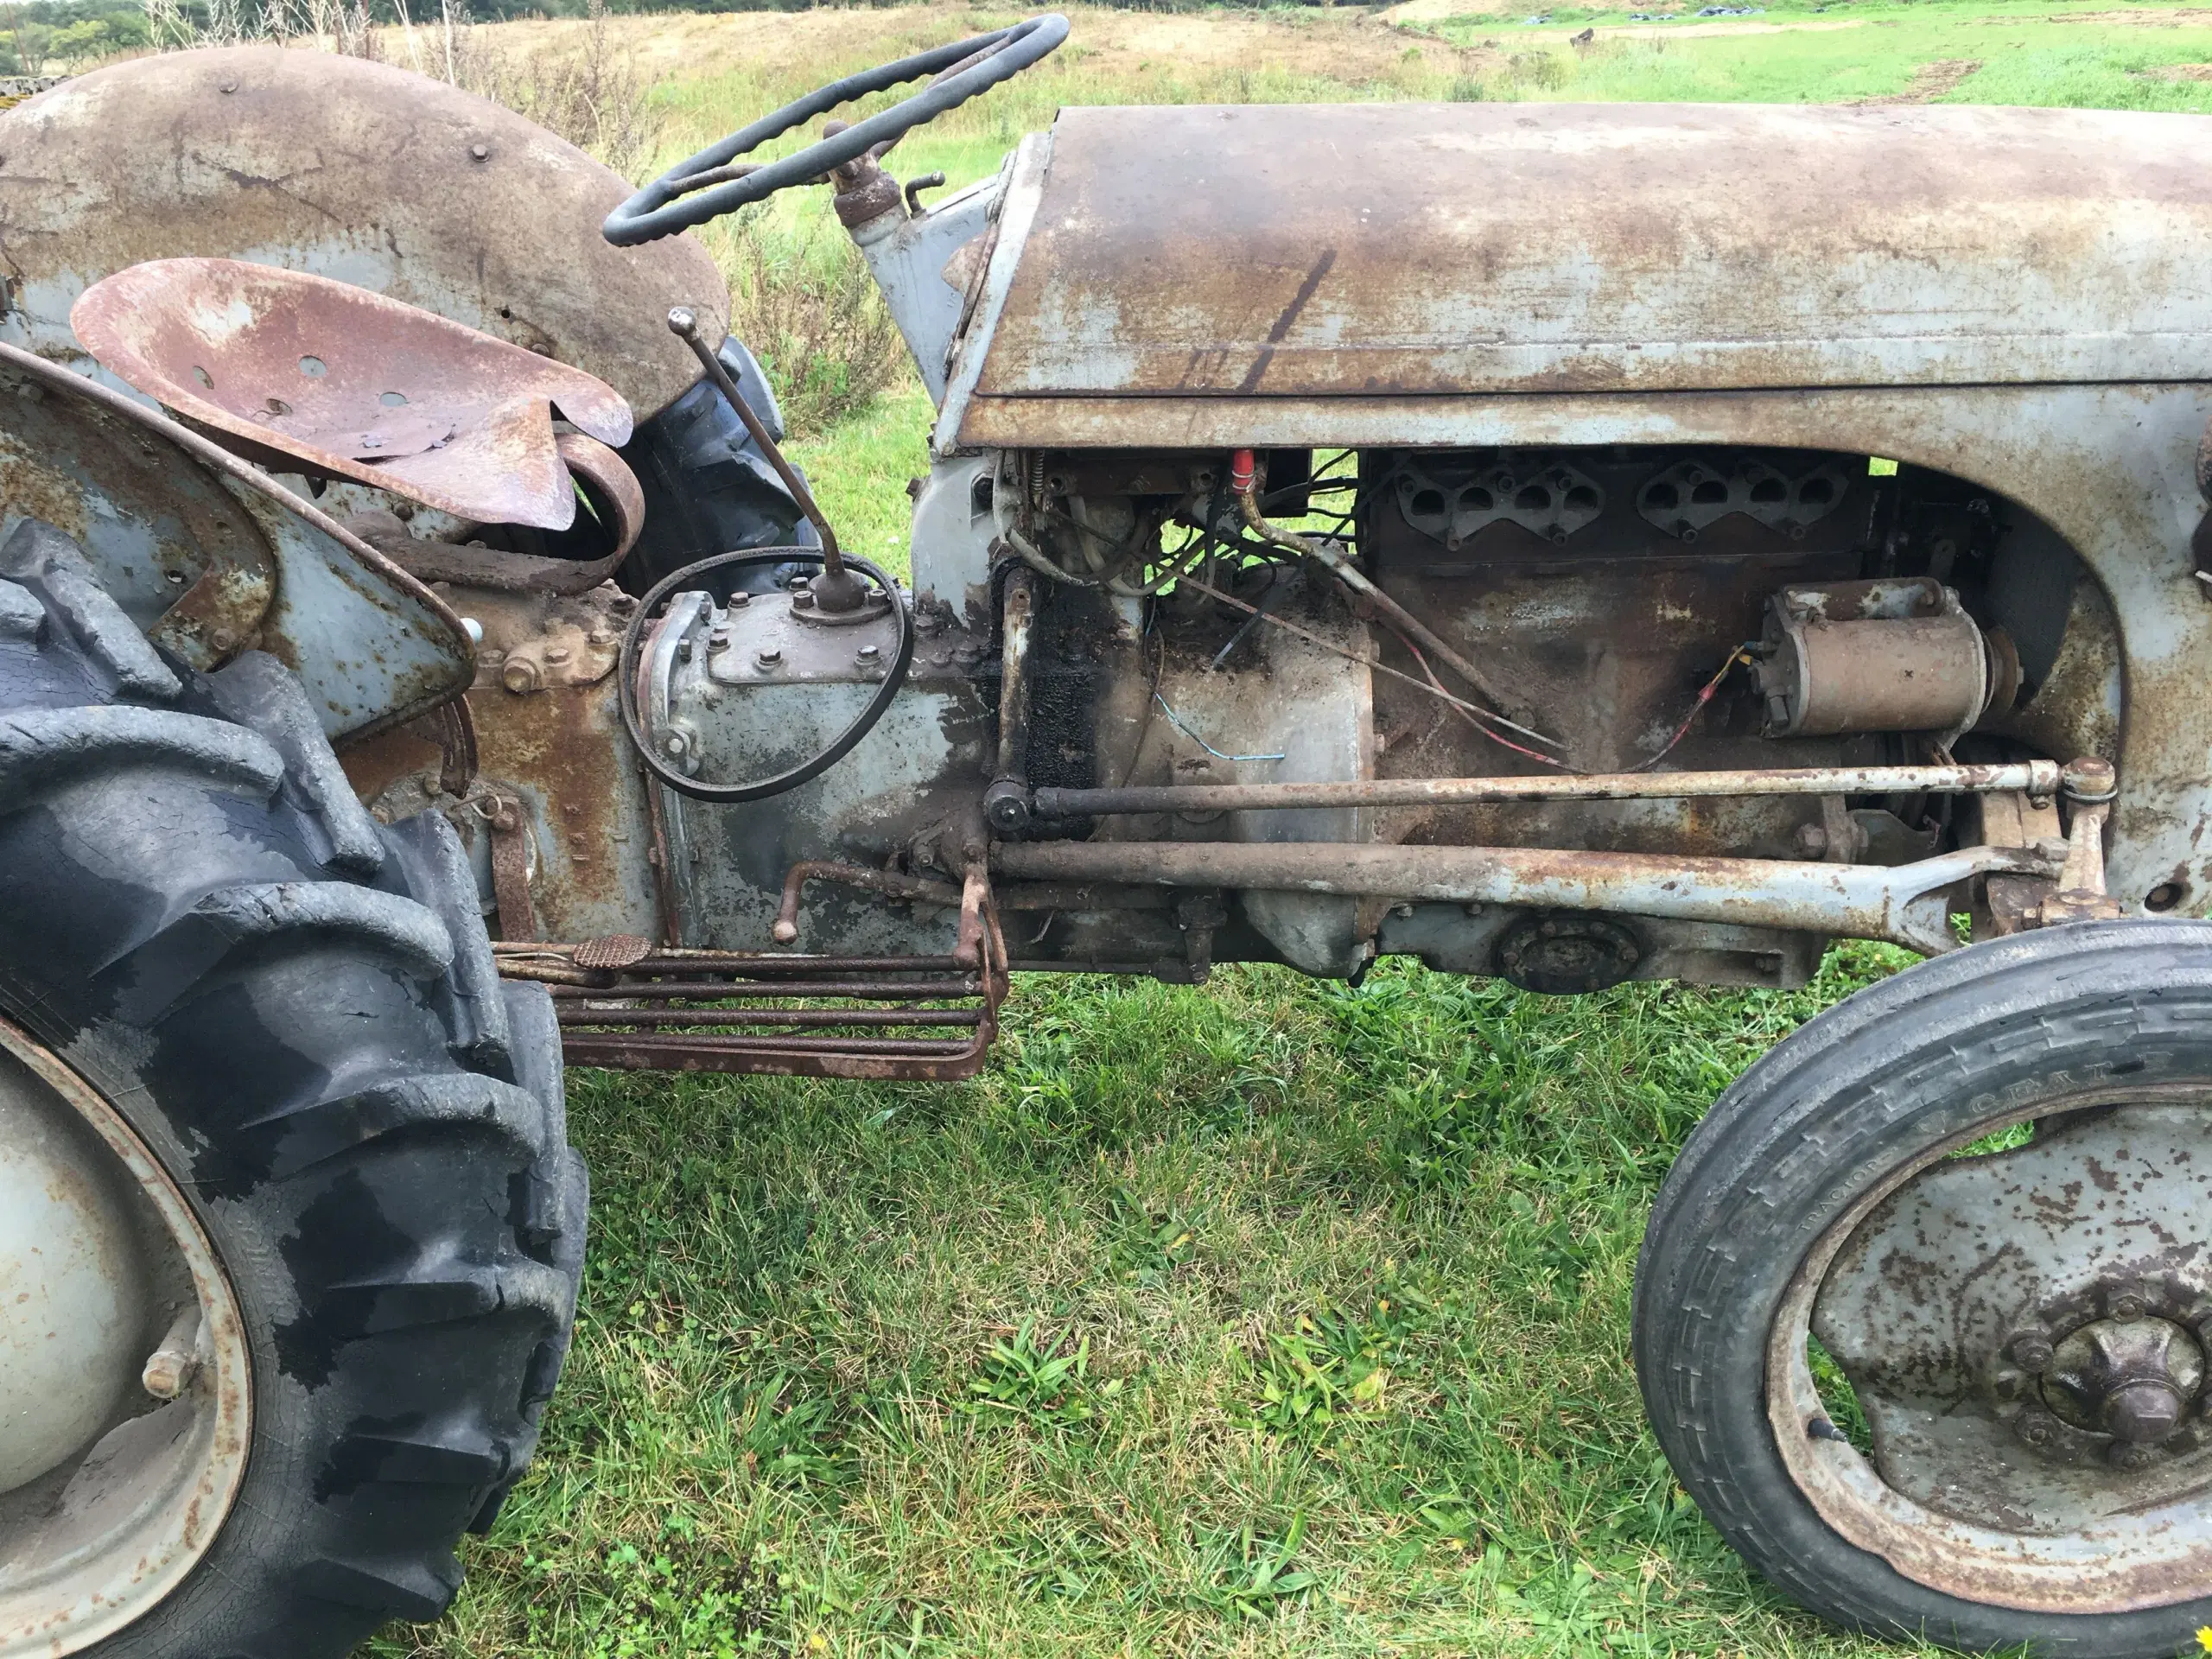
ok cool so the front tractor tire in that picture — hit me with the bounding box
[1637,921,2212,1656]
[0,521,585,1657]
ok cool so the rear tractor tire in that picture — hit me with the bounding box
[0,520,586,1657]
[1637,920,2212,1656]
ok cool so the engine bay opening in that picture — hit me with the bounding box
[965,442,2120,988]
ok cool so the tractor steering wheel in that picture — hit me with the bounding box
[603,15,1069,247]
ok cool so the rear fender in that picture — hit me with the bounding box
[0,340,473,741]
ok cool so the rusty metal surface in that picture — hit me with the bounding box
[496,876,1007,1079]
[1028,761,2062,821]
[1761,582,1990,740]
[0,338,472,739]
[964,103,2212,410]
[772,861,968,946]
[955,385,2196,920]
[992,836,2060,957]
[345,432,645,596]
[1770,1099,2212,1611]
[351,581,665,944]
[73,259,632,532]
[0,46,724,419]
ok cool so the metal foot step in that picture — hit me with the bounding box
[493,867,1006,1081]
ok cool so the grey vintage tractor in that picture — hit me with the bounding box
[4,22,2212,1655]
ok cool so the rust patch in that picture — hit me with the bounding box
[499,877,1008,1081]
[74,259,633,534]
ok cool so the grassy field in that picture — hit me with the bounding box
[355,5,2196,1656]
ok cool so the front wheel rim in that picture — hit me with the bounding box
[1767,1085,2212,1615]
[0,1014,251,1656]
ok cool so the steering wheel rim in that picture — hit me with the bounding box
[603,14,1069,247]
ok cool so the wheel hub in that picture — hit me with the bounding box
[2041,1316,2205,1445]
[0,1084,148,1494]
[1767,1094,2212,1615]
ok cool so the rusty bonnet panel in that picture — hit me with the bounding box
[0,46,724,420]
[964,101,2212,410]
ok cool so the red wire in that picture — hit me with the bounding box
[1386,626,1755,776]
[1385,624,1574,771]
[1626,646,1758,773]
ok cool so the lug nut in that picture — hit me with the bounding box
[2011,1332,2056,1372]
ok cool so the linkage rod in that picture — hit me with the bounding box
[1027,760,2062,819]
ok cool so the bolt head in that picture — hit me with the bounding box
[857,644,881,661]
[469,142,490,161]
[2014,1411,2056,1447]
[2110,1291,2149,1322]
[2106,1379,2187,1445]
[756,647,782,667]
[2011,1333,2056,1372]
[2109,1439,2160,1472]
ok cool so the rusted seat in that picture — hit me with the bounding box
[71,257,634,533]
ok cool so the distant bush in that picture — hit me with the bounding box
[707,212,909,437]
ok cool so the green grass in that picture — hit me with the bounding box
[368,6,2190,1655]
[386,947,1927,1659]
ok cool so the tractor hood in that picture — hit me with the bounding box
[943,100,2212,448]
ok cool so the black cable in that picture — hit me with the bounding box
[617,547,916,803]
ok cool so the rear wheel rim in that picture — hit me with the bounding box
[0,1014,251,1657]
[1767,1085,2212,1614]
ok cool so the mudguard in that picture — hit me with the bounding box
[0,46,726,420]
